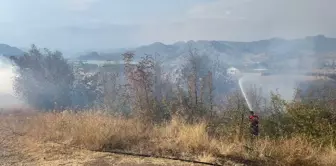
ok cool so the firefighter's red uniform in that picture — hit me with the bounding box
[249,113,259,136]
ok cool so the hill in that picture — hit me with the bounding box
[76,35,336,67]
[0,44,24,57]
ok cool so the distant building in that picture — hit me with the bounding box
[227,67,240,75]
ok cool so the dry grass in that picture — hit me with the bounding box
[1,111,335,166]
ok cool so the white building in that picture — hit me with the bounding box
[227,67,240,75]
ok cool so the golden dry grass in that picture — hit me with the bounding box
[1,111,335,166]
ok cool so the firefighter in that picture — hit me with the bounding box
[249,111,259,137]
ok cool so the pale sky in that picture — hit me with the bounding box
[0,0,335,55]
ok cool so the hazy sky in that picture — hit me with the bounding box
[0,0,335,55]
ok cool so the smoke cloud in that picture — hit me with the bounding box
[0,56,24,108]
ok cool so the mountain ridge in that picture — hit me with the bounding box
[76,35,336,65]
[1,35,335,64]
[0,44,24,57]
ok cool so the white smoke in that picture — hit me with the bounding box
[0,57,15,94]
[0,56,24,108]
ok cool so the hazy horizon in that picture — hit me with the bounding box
[0,0,336,55]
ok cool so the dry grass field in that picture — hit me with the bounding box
[0,110,335,166]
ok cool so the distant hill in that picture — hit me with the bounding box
[77,51,107,61]
[0,44,24,57]
[76,35,336,67]
[77,51,123,61]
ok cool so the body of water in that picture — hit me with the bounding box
[239,72,320,111]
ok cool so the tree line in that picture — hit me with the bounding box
[10,45,235,122]
[8,44,336,145]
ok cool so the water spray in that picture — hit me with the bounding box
[239,77,253,111]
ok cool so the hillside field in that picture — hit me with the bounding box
[0,110,335,166]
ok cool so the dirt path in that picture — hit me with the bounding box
[0,138,203,166]
[0,132,241,166]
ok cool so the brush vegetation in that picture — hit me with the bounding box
[3,45,336,165]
